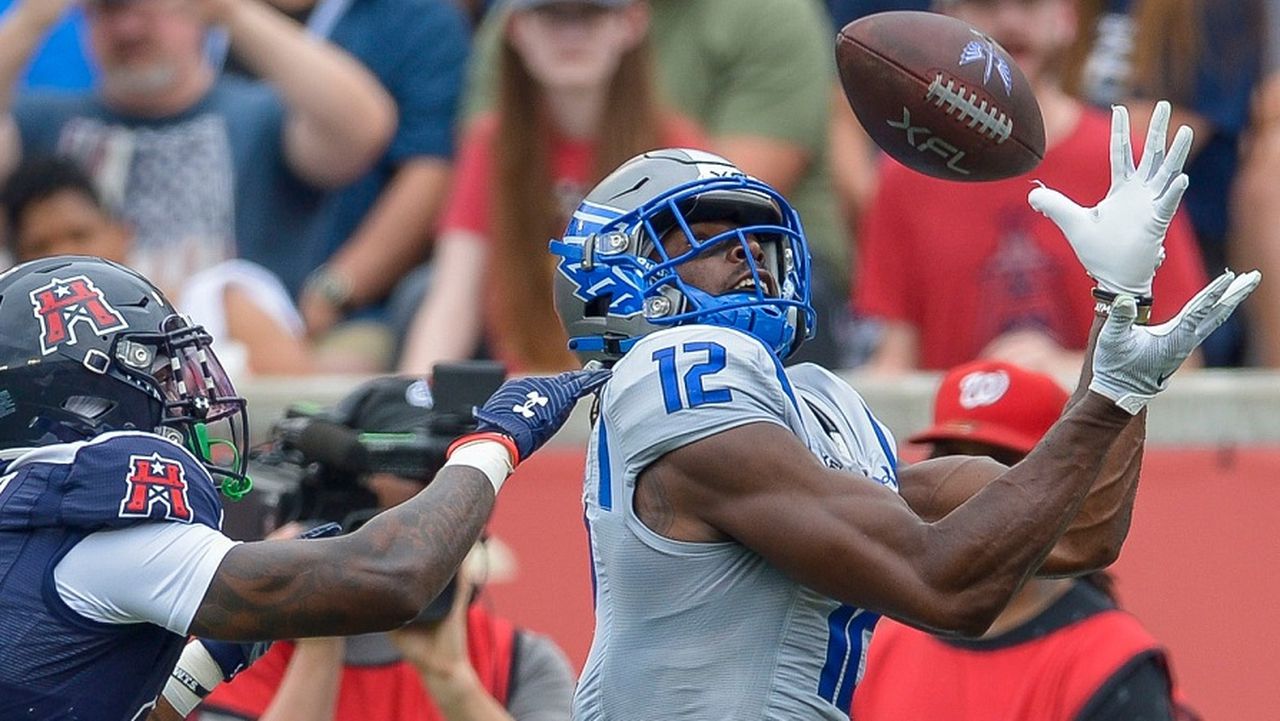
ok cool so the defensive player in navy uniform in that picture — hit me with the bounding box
[549,103,1260,720]
[0,256,607,721]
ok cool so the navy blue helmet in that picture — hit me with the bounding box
[0,256,250,497]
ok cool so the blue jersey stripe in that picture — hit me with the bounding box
[836,610,880,712]
[862,404,898,470]
[596,420,613,511]
[583,512,599,609]
[818,604,856,701]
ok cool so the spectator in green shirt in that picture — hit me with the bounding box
[462,0,849,365]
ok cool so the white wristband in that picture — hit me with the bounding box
[161,640,226,717]
[443,439,514,494]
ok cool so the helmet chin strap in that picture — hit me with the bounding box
[182,422,254,501]
[676,285,797,357]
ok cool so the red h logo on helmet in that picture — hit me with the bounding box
[29,275,129,356]
[119,453,193,523]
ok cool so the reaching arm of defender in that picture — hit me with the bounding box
[188,369,608,641]
[190,464,496,639]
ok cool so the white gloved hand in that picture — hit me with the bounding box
[1028,101,1193,298]
[1090,270,1262,414]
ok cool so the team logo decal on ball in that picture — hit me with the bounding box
[836,11,1046,181]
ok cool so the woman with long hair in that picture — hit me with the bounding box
[1063,0,1265,366]
[399,0,704,374]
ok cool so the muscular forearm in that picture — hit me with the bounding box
[922,392,1131,631]
[1068,313,1105,407]
[190,467,495,640]
[219,0,395,185]
[1041,412,1143,574]
[1042,314,1146,574]
[260,640,344,721]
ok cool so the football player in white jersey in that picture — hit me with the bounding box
[549,103,1260,720]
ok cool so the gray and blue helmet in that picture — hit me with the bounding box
[551,148,816,364]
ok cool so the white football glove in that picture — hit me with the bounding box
[1028,101,1193,298]
[1090,270,1262,414]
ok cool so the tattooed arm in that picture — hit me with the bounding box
[188,367,612,641]
[189,465,494,640]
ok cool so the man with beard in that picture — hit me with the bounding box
[0,0,395,296]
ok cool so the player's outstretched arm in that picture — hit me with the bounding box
[658,393,1132,637]
[148,698,183,721]
[1029,100,1194,572]
[188,369,608,641]
[1039,272,1260,570]
[905,100,1185,574]
[1045,310,1146,573]
[191,464,493,640]
[661,273,1256,636]
[898,314,1147,576]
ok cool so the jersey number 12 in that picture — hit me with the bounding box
[652,342,732,414]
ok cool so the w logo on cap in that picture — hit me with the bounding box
[29,275,128,355]
[958,370,1011,409]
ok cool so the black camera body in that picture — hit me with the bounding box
[249,363,506,621]
[253,362,506,525]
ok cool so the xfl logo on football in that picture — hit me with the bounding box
[29,275,129,356]
[119,453,193,523]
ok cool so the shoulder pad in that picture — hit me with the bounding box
[3,432,223,532]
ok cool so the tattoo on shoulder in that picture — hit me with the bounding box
[635,471,676,536]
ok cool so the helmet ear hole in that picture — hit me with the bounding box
[63,395,115,421]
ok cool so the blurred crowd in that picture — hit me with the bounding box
[0,0,1275,390]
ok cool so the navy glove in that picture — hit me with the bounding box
[466,368,611,463]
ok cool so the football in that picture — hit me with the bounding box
[836,11,1046,182]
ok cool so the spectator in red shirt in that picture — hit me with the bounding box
[852,359,1199,721]
[852,0,1207,374]
[398,0,705,374]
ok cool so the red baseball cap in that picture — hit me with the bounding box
[908,360,1070,455]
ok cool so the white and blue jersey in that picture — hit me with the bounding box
[575,325,900,720]
[0,431,237,721]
